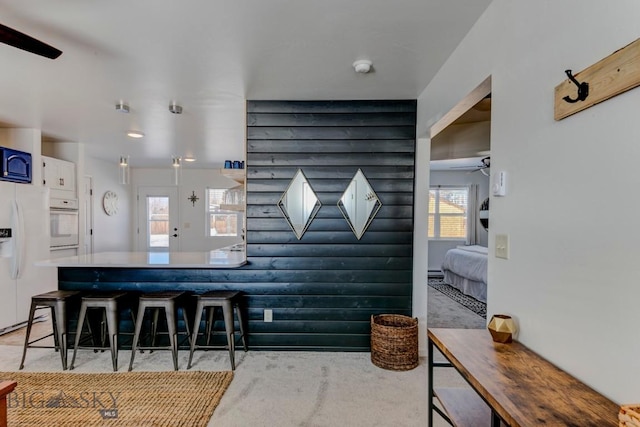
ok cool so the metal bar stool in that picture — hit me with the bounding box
[187,290,248,370]
[128,291,191,371]
[69,292,127,371]
[19,290,81,370]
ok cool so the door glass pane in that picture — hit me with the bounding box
[148,196,169,248]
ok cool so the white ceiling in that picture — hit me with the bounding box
[0,0,492,168]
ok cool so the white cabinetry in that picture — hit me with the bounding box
[42,156,76,196]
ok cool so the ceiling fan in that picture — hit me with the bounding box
[0,23,62,59]
[470,156,491,176]
[448,156,490,175]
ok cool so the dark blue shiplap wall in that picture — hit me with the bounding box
[59,100,416,351]
[244,100,416,350]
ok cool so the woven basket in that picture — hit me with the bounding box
[619,405,640,427]
[370,314,418,371]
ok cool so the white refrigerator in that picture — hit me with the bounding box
[0,180,57,331]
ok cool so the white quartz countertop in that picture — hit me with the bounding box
[36,248,246,268]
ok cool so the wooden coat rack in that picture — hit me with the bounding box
[555,37,640,120]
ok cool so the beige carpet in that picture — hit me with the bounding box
[1,370,233,426]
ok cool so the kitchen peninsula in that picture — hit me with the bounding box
[37,246,249,295]
[38,248,247,269]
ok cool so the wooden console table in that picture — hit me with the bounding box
[0,380,17,427]
[428,328,619,427]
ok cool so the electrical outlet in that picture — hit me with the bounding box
[495,234,509,259]
[264,309,273,322]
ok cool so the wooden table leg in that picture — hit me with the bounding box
[0,381,17,427]
[428,339,434,427]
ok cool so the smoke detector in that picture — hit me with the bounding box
[169,102,183,114]
[353,59,372,74]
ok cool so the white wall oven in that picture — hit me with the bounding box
[50,198,79,249]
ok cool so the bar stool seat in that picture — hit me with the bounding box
[128,291,191,371]
[70,292,128,371]
[187,290,248,371]
[20,290,81,370]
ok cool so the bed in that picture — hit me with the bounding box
[441,245,488,303]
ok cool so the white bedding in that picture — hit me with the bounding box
[456,245,488,255]
[441,245,488,302]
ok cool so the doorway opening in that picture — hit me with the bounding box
[427,76,491,329]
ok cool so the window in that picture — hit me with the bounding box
[206,188,243,237]
[147,196,169,248]
[428,187,469,240]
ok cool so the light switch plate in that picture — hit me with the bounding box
[495,234,509,259]
[264,309,273,322]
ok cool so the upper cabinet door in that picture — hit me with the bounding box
[42,156,76,195]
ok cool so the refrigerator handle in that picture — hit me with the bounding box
[10,199,23,280]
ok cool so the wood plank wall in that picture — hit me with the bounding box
[244,100,416,350]
[58,100,416,351]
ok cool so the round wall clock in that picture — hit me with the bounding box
[102,190,119,216]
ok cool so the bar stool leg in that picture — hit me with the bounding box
[54,300,70,370]
[205,306,215,346]
[222,301,236,370]
[181,306,191,346]
[187,301,205,369]
[151,308,160,350]
[70,302,89,370]
[50,307,60,352]
[164,303,178,371]
[235,303,248,352]
[128,305,146,371]
[105,302,119,371]
[19,302,38,370]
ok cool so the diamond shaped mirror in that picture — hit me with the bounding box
[277,169,321,240]
[338,169,382,240]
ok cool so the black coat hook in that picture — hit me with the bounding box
[563,69,589,103]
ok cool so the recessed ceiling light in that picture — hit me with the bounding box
[183,157,196,162]
[126,131,144,138]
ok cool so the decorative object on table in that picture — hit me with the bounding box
[102,190,119,216]
[0,370,233,426]
[188,190,200,206]
[370,314,418,371]
[619,405,640,427]
[487,314,516,343]
[224,160,232,169]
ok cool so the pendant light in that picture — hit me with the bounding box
[172,156,181,185]
[119,155,129,185]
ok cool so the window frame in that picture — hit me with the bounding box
[428,185,470,241]
[206,188,242,237]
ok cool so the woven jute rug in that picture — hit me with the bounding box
[0,370,233,426]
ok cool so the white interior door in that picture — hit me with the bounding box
[137,186,180,251]
[83,175,94,255]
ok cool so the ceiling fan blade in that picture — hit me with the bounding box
[0,23,62,59]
